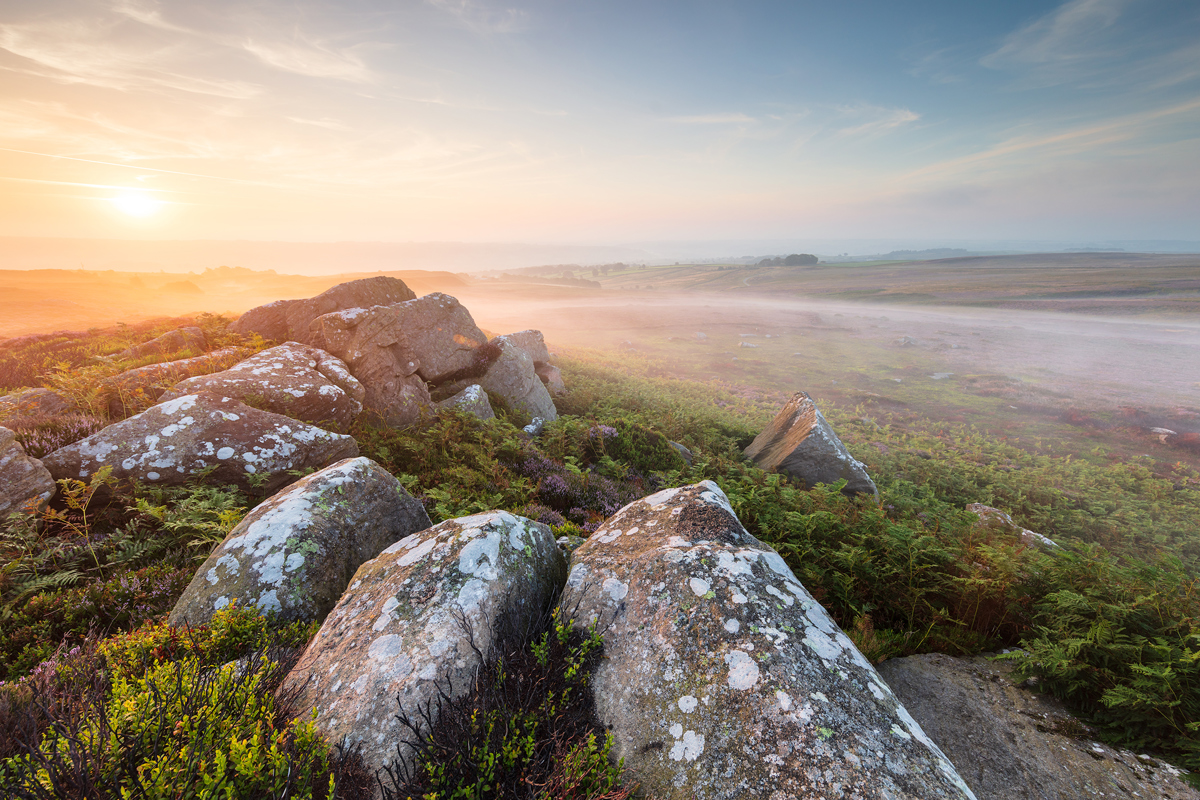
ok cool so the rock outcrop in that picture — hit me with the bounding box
[493,330,565,396]
[966,504,1060,551]
[440,338,556,426]
[281,511,566,791]
[878,652,1199,800]
[41,392,358,494]
[0,427,56,515]
[745,391,878,497]
[101,347,249,417]
[436,384,495,421]
[391,293,488,384]
[0,388,76,419]
[162,342,365,431]
[170,457,430,627]
[116,326,206,361]
[230,276,416,347]
[560,481,973,800]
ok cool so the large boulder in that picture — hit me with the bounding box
[391,292,487,384]
[561,481,974,800]
[0,427,56,515]
[169,457,431,627]
[230,276,417,346]
[161,342,364,431]
[0,388,76,420]
[878,653,1199,800]
[41,392,358,494]
[745,391,877,497]
[312,306,432,428]
[115,326,206,361]
[493,330,566,396]
[281,511,566,791]
[101,347,249,417]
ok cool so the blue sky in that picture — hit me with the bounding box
[0,0,1197,244]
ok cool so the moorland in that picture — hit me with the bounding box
[1,252,1199,796]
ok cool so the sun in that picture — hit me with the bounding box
[110,193,164,217]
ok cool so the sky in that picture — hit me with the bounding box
[0,0,1198,246]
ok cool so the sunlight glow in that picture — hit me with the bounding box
[110,193,163,217]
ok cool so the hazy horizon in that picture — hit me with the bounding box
[2,1,1198,244]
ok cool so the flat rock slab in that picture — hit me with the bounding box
[170,457,431,626]
[878,653,1199,800]
[162,342,365,431]
[41,391,358,494]
[0,426,55,515]
[281,511,566,790]
[561,481,973,800]
[116,326,206,361]
[230,276,416,346]
[745,391,878,497]
[0,388,76,420]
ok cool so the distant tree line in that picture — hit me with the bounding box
[757,254,819,266]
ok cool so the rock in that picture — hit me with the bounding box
[966,504,1060,551]
[493,329,551,365]
[391,293,488,384]
[161,342,364,431]
[0,426,56,515]
[169,457,431,627]
[313,306,432,428]
[476,339,557,426]
[534,363,566,396]
[281,511,566,791]
[0,388,75,420]
[523,417,545,437]
[116,326,206,361]
[435,384,494,421]
[878,652,1199,800]
[561,481,974,800]
[744,392,878,497]
[668,440,694,466]
[101,347,249,417]
[738,341,758,348]
[230,277,417,346]
[41,392,358,494]
[695,332,707,341]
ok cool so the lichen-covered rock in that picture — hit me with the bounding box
[391,292,487,384]
[966,504,1060,551]
[561,481,974,800]
[116,326,207,361]
[101,347,249,417]
[0,388,76,420]
[281,511,566,790]
[162,342,364,431]
[435,384,495,421]
[745,391,877,497]
[0,426,56,515]
[472,339,556,426]
[230,276,416,346]
[879,652,1198,800]
[169,457,431,627]
[311,305,432,428]
[41,392,358,494]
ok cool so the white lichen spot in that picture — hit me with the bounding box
[723,618,740,634]
[397,536,438,567]
[765,584,795,606]
[458,529,501,580]
[803,631,843,661]
[775,690,792,711]
[810,691,829,703]
[669,722,683,738]
[367,634,405,662]
[147,472,160,480]
[689,577,710,597]
[374,596,400,631]
[602,577,628,602]
[217,447,235,460]
[678,695,698,713]
[724,650,760,690]
[669,729,705,762]
[731,591,748,604]
[214,596,229,610]
[889,723,911,740]
[869,682,887,701]
[255,589,282,614]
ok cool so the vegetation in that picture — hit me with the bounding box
[3,314,1200,793]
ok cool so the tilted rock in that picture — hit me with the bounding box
[0,426,56,515]
[878,652,1198,800]
[745,391,877,497]
[313,306,431,428]
[101,347,249,417]
[281,511,566,790]
[966,504,1060,551]
[230,276,417,346]
[116,326,206,361]
[442,339,556,426]
[435,384,495,421]
[561,481,974,800]
[493,329,551,365]
[391,292,487,384]
[41,392,358,494]
[169,457,430,627]
[162,342,365,431]
[0,388,76,420]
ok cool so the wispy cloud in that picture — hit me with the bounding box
[667,113,755,125]
[424,0,528,34]
[836,106,920,138]
[243,37,372,82]
[983,0,1127,71]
